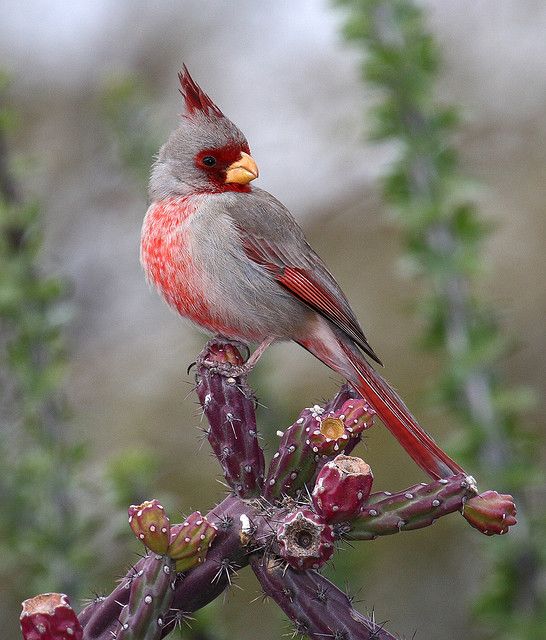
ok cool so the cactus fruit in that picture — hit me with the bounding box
[116,554,175,640]
[20,593,82,640]
[168,511,218,573]
[462,490,517,535]
[30,338,516,640]
[128,500,170,554]
[276,509,334,570]
[196,339,265,498]
[343,473,478,540]
[312,455,374,522]
[264,387,365,501]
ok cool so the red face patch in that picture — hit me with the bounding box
[195,142,252,193]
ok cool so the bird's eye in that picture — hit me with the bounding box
[202,156,216,167]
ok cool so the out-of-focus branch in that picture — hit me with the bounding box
[336,0,544,635]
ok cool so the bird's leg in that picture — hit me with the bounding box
[243,336,275,370]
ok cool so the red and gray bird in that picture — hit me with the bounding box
[141,67,464,480]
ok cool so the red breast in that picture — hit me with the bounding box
[141,197,253,338]
[140,197,211,321]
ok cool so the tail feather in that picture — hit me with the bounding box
[337,340,464,479]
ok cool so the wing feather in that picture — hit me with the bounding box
[237,225,383,365]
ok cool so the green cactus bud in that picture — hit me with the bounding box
[128,499,170,554]
[168,511,218,573]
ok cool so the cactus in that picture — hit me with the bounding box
[24,340,517,640]
[276,508,335,570]
[128,500,170,554]
[118,502,217,639]
[195,339,265,498]
[251,556,397,640]
[116,554,175,640]
[264,387,367,501]
[312,454,374,522]
[168,511,218,572]
[341,473,478,540]
[462,490,517,535]
[20,594,82,640]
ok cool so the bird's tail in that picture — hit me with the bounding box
[299,328,465,480]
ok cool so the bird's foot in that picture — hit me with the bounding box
[196,338,252,379]
[195,336,274,379]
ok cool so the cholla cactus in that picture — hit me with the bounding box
[276,509,335,570]
[312,454,374,522]
[22,339,517,640]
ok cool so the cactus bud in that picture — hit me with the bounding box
[276,509,334,570]
[128,500,170,554]
[337,399,375,438]
[312,455,373,522]
[462,490,517,536]
[20,593,82,640]
[168,511,218,572]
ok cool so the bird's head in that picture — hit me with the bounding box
[149,66,259,200]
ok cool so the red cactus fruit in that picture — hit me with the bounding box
[168,511,218,572]
[312,455,374,522]
[463,490,517,535]
[20,593,82,640]
[306,399,375,455]
[128,499,170,554]
[276,509,335,570]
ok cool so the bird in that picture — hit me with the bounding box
[140,66,465,481]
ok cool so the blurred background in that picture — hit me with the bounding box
[1,1,544,639]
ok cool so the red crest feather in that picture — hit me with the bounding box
[178,65,224,118]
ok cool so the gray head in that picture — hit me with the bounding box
[149,66,259,201]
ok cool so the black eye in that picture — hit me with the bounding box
[202,156,216,167]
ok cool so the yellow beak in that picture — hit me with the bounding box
[225,151,259,185]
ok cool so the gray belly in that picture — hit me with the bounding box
[187,208,312,343]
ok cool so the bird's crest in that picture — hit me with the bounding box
[178,65,224,119]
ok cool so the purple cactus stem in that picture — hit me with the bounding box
[312,454,374,522]
[195,339,265,498]
[20,593,82,640]
[116,554,175,640]
[78,495,259,640]
[29,340,511,640]
[276,508,335,570]
[265,385,362,501]
[168,511,218,572]
[462,490,517,535]
[128,499,170,554]
[251,555,397,640]
[342,472,478,540]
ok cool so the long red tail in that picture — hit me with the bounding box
[299,328,465,480]
[337,339,464,479]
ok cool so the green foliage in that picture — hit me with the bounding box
[336,0,544,637]
[0,76,158,627]
[101,74,162,187]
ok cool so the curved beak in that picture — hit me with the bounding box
[225,151,259,185]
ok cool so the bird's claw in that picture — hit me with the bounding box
[197,358,255,379]
[195,337,253,379]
